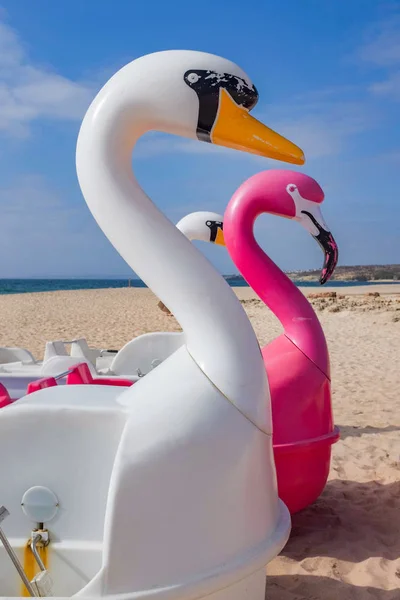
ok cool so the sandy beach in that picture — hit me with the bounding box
[0,284,399,598]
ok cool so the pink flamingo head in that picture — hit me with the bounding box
[229,169,338,284]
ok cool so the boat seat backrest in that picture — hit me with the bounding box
[69,338,101,368]
[43,341,68,363]
[110,331,185,376]
[0,347,36,365]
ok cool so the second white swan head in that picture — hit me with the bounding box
[176,211,225,245]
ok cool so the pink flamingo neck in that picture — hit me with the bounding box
[224,176,330,378]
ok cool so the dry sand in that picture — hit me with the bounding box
[0,284,399,599]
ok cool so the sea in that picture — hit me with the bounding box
[0,278,398,295]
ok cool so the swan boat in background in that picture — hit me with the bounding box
[0,339,140,400]
[0,50,305,599]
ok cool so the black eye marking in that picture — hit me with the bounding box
[206,219,223,242]
[184,69,259,142]
[184,70,258,108]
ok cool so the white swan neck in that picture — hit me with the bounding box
[76,74,271,433]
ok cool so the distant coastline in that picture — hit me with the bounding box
[283,263,400,282]
[1,265,400,295]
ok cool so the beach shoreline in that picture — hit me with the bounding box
[0,281,399,297]
[1,278,400,297]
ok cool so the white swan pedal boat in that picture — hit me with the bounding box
[0,49,307,598]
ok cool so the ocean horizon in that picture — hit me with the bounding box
[0,278,398,296]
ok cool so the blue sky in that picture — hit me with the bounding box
[0,0,399,278]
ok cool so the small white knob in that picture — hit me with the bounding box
[21,486,59,523]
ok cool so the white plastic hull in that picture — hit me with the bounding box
[1,500,289,598]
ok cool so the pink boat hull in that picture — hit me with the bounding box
[274,429,339,514]
[263,334,339,514]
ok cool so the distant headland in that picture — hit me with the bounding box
[225,264,400,283]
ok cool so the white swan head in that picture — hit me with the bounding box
[176,211,225,245]
[101,50,305,165]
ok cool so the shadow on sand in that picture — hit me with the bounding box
[265,479,400,599]
[282,479,400,561]
[337,424,400,440]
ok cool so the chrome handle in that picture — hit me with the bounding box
[0,506,37,597]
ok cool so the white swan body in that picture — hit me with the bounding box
[0,50,304,598]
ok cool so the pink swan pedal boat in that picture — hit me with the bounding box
[175,169,340,514]
[224,169,340,514]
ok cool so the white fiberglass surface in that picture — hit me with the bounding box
[14,384,127,407]
[0,364,41,374]
[0,390,127,597]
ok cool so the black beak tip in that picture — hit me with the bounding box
[311,230,338,287]
[319,266,333,286]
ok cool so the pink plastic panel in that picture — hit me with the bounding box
[66,363,134,387]
[27,378,58,394]
[0,382,13,408]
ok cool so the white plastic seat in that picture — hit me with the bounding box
[69,338,101,368]
[43,341,68,363]
[0,347,36,365]
[110,331,185,376]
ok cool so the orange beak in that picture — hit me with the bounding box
[211,89,305,165]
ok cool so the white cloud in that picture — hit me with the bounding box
[375,150,400,164]
[0,175,126,277]
[358,14,400,66]
[357,14,400,101]
[369,70,400,100]
[0,174,78,230]
[0,18,95,137]
[270,99,375,159]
